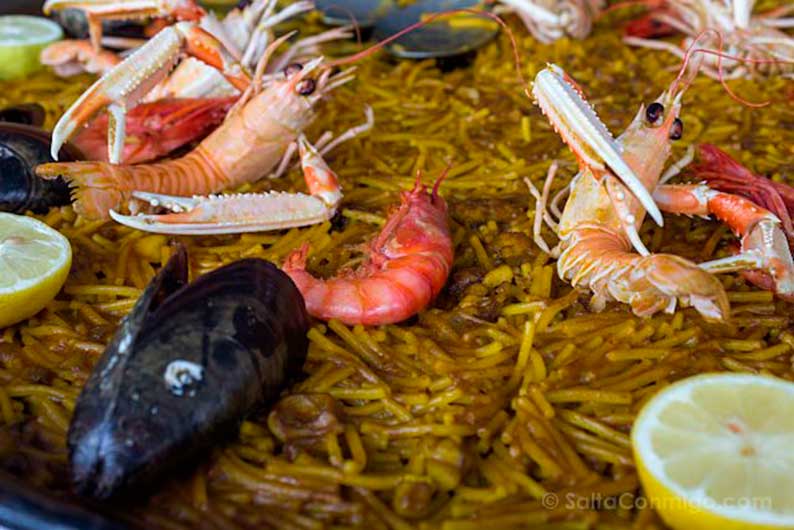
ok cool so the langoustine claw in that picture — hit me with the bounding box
[678,144,794,300]
[68,244,309,499]
[283,174,454,326]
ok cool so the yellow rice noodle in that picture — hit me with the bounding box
[0,6,793,529]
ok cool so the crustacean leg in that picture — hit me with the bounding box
[653,184,794,300]
[50,21,250,165]
[107,135,344,234]
[40,40,122,77]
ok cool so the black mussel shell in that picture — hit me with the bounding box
[0,470,138,530]
[50,9,147,41]
[316,0,394,27]
[373,0,499,59]
[0,104,46,128]
[0,123,82,214]
[68,245,310,499]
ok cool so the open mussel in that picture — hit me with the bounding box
[0,123,81,214]
[68,245,309,500]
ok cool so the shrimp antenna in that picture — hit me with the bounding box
[326,9,526,87]
[432,163,453,198]
[670,29,794,108]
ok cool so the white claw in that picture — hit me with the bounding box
[532,64,664,227]
[110,190,336,235]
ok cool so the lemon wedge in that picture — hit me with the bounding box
[0,213,72,328]
[632,373,794,530]
[0,16,63,80]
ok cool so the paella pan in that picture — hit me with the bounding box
[0,0,793,528]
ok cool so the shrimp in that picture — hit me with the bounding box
[282,175,454,326]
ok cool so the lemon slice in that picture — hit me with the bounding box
[633,373,794,530]
[0,213,72,328]
[0,16,63,80]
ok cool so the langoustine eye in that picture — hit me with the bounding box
[645,102,664,125]
[669,118,683,140]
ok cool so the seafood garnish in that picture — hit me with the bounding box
[684,144,794,299]
[40,39,122,77]
[283,173,454,325]
[530,59,794,320]
[42,0,205,50]
[47,20,250,164]
[68,244,310,499]
[532,64,664,227]
[0,123,82,214]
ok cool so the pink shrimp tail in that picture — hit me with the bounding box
[692,144,794,242]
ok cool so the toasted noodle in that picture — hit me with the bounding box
[2,6,794,528]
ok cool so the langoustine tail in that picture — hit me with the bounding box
[559,226,729,321]
[36,161,128,220]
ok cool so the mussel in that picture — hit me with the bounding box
[0,104,46,128]
[50,9,149,41]
[68,245,310,499]
[316,0,499,59]
[0,470,137,530]
[374,0,499,59]
[0,123,81,214]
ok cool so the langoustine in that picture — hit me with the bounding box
[68,244,309,499]
[528,60,794,321]
[36,51,364,229]
[283,174,454,326]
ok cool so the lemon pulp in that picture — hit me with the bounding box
[0,213,72,328]
[633,373,794,530]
